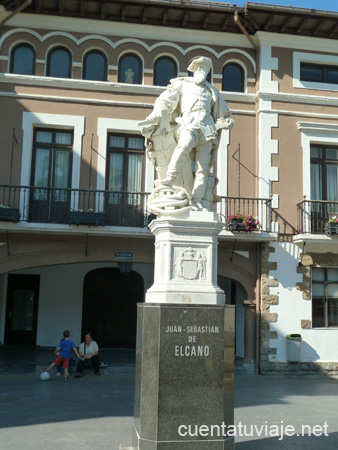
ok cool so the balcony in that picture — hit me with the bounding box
[218,196,272,233]
[297,199,338,234]
[295,199,338,252]
[0,185,153,228]
[0,185,273,233]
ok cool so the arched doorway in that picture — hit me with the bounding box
[82,268,144,347]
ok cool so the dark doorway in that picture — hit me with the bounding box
[218,276,246,359]
[5,274,40,344]
[82,268,144,347]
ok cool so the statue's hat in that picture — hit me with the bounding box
[187,57,212,73]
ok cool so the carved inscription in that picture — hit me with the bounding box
[165,324,219,357]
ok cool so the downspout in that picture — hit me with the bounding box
[234,10,257,52]
[0,0,32,31]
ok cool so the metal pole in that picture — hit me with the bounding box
[89,134,93,190]
[231,144,241,198]
[238,143,240,198]
[88,134,94,210]
[9,128,16,186]
[8,128,17,205]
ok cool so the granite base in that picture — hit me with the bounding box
[132,303,235,450]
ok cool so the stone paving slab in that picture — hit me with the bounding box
[0,371,338,449]
[0,346,135,375]
[1,346,338,449]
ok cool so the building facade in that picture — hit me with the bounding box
[1,0,338,374]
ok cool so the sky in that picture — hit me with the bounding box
[208,0,338,13]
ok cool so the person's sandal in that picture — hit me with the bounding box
[64,377,68,382]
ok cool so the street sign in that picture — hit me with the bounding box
[115,252,133,261]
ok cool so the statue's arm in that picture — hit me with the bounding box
[147,82,180,124]
[208,89,235,167]
[211,87,234,130]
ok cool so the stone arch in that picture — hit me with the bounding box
[218,260,256,301]
[0,234,155,275]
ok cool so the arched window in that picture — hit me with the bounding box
[222,63,244,92]
[118,54,142,84]
[46,47,72,78]
[83,50,108,81]
[10,44,35,75]
[154,57,177,86]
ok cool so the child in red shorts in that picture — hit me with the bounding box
[45,330,80,381]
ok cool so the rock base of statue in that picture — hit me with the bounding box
[132,302,235,450]
[146,210,225,305]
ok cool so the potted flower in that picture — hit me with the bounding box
[325,216,338,235]
[0,204,20,222]
[227,213,260,232]
[69,209,105,226]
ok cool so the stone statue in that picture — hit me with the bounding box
[140,56,234,213]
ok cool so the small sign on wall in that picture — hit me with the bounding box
[115,252,133,261]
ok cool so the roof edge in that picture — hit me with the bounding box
[245,1,338,18]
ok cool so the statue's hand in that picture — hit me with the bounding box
[146,111,162,124]
[216,118,234,130]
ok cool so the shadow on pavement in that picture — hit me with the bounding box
[235,432,338,449]
[0,372,136,428]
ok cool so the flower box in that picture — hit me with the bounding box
[0,207,20,223]
[69,211,105,226]
[227,217,248,232]
[227,214,260,232]
[325,223,338,235]
[325,217,338,235]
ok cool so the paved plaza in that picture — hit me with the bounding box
[0,347,338,449]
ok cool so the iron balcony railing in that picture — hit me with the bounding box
[297,199,338,234]
[218,196,272,232]
[0,185,153,228]
[0,185,272,232]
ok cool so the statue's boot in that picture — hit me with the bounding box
[191,199,203,211]
[156,173,175,187]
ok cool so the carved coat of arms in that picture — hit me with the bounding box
[174,247,206,281]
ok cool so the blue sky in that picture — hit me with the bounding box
[209,1,338,12]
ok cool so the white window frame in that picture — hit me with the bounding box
[21,112,85,213]
[294,52,338,92]
[297,121,338,233]
[97,118,153,193]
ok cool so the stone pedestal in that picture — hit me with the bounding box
[146,211,225,305]
[133,303,235,450]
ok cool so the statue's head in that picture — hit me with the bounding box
[187,57,212,84]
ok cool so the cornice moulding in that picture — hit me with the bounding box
[296,122,338,134]
[0,221,153,237]
[8,13,251,48]
[0,73,256,103]
[255,31,338,53]
[0,91,154,108]
[258,91,338,107]
[0,73,165,95]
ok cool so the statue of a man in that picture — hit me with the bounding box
[143,56,234,212]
